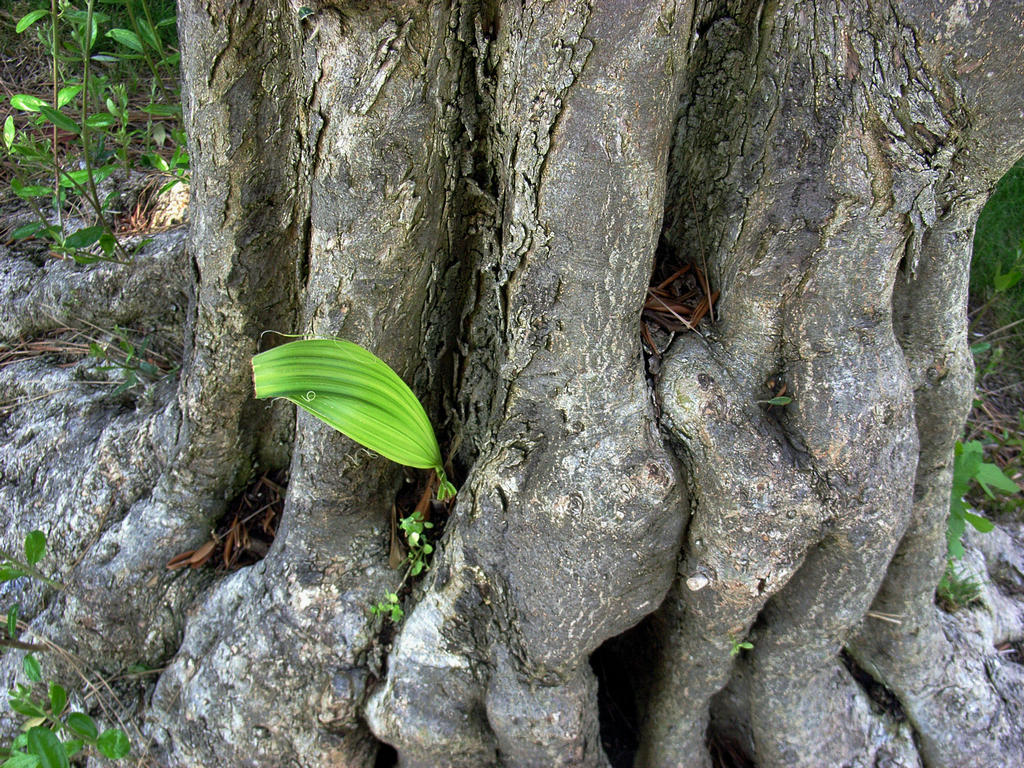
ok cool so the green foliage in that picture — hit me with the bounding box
[370,592,404,623]
[370,512,437,624]
[729,636,753,657]
[948,440,1020,559]
[0,532,62,590]
[936,560,983,612]
[1,532,131,766]
[252,337,455,623]
[88,326,175,394]
[251,338,457,500]
[971,158,1024,335]
[3,0,186,264]
[399,514,434,579]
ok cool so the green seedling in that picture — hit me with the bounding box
[371,592,404,623]
[370,512,436,624]
[729,636,753,657]
[399,514,435,578]
[251,338,456,500]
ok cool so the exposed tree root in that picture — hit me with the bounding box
[0,231,187,340]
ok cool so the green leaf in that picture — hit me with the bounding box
[7,698,46,719]
[952,441,983,496]
[8,604,19,638]
[947,503,967,560]
[135,17,161,52]
[47,684,66,716]
[141,103,181,117]
[85,113,117,129]
[10,94,46,112]
[15,9,50,34]
[766,396,792,406]
[36,106,80,135]
[24,654,43,683]
[10,178,52,199]
[993,268,1022,293]
[96,729,130,759]
[99,232,117,256]
[106,28,143,52]
[13,222,46,240]
[963,511,996,533]
[1,566,28,582]
[252,339,445,473]
[57,165,114,189]
[1,750,41,768]
[56,86,82,110]
[64,713,97,741]
[25,727,69,768]
[3,115,15,149]
[974,462,1021,495]
[63,226,105,250]
[24,531,46,565]
[143,152,170,172]
[111,372,138,396]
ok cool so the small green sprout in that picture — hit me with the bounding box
[729,636,753,657]
[371,592,404,623]
[251,338,456,500]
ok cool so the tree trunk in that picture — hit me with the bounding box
[3,1,1024,767]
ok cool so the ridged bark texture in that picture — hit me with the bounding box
[641,1,1024,766]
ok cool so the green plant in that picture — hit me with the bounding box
[948,439,1021,559]
[399,514,435,576]
[88,325,175,394]
[936,560,983,612]
[729,635,753,657]
[253,338,454,624]
[1,532,132,767]
[971,157,1024,337]
[371,591,404,623]
[370,512,437,623]
[0,531,63,593]
[251,338,456,500]
[3,0,184,263]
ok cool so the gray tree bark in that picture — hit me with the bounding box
[2,1,1024,767]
